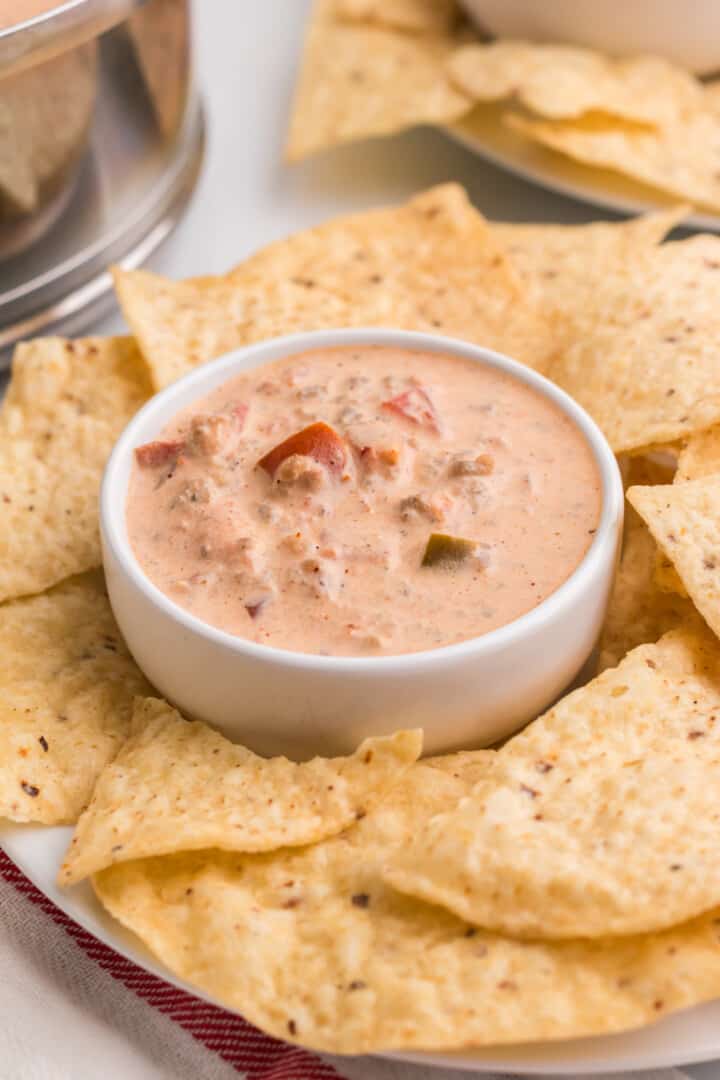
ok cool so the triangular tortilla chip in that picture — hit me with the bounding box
[96,753,720,1053]
[114,185,556,389]
[492,206,687,332]
[450,42,701,127]
[677,427,720,482]
[0,573,152,825]
[286,0,469,161]
[60,697,421,883]
[629,475,720,643]
[599,457,693,670]
[388,625,720,939]
[509,109,720,214]
[546,235,720,453]
[0,337,151,602]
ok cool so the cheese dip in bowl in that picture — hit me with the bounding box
[101,329,623,758]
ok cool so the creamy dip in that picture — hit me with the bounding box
[126,346,601,657]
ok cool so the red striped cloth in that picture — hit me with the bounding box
[0,847,342,1080]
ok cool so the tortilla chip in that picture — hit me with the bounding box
[1,336,151,435]
[0,337,151,603]
[599,457,693,670]
[491,206,687,317]
[95,755,720,1053]
[677,427,720,482]
[449,42,701,128]
[654,550,689,596]
[545,235,720,454]
[0,572,152,826]
[127,0,189,138]
[0,43,97,218]
[60,698,422,884]
[337,0,458,34]
[0,94,34,217]
[114,185,556,389]
[389,626,720,939]
[286,0,469,161]
[509,109,720,214]
[629,476,720,643]
[425,747,495,785]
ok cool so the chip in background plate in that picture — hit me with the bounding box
[449,42,702,127]
[286,0,469,161]
[337,0,458,35]
[509,108,720,214]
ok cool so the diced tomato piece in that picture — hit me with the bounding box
[135,440,185,468]
[257,422,347,478]
[382,387,440,433]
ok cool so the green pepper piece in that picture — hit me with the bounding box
[422,532,477,568]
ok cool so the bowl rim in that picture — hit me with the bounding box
[101,326,624,673]
[454,0,720,75]
[0,1,135,81]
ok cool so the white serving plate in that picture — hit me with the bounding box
[5,820,720,1074]
[445,105,720,233]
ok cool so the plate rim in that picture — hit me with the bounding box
[444,110,720,232]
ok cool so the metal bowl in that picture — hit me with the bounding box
[0,0,204,358]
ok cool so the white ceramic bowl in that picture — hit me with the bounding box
[101,328,623,760]
[461,0,720,75]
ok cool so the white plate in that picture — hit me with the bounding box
[445,105,720,232]
[4,821,720,1074]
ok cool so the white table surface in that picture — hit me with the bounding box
[8,2,720,1076]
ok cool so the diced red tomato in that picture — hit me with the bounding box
[382,387,440,433]
[134,440,185,468]
[257,422,347,478]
